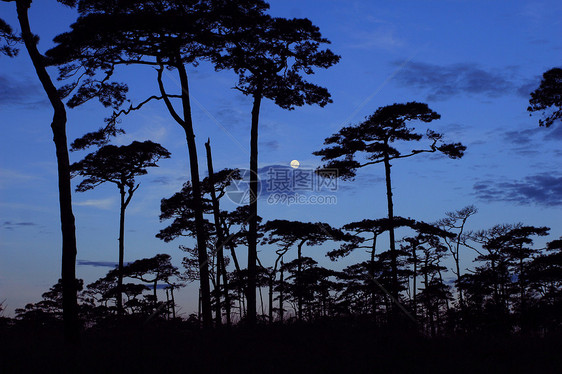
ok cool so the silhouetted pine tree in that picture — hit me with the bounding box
[214,14,340,324]
[262,220,350,320]
[71,140,170,314]
[47,0,270,328]
[314,102,466,305]
[528,67,562,127]
[2,0,81,343]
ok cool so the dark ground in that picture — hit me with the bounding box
[1,321,561,373]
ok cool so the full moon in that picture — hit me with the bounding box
[290,159,300,169]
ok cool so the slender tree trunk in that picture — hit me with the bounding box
[519,255,526,330]
[259,282,265,318]
[224,240,243,321]
[239,288,246,319]
[16,0,79,344]
[117,185,135,316]
[170,287,176,319]
[117,187,126,315]
[215,257,222,326]
[383,149,399,303]
[491,259,499,304]
[455,235,464,307]
[297,241,304,320]
[247,86,263,325]
[435,300,441,336]
[223,270,231,325]
[166,289,170,319]
[205,140,231,326]
[455,254,463,306]
[370,234,378,315]
[268,274,274,324]
[226,242,241,273]
[175,61,212,328]
[197,288,202,323]
[412,246,418,318]
[424,267,435,336]
[438,269,450,313]
[519,254,525,307]
[279,258,284,323]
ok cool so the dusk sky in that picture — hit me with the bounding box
[1,0,561,317]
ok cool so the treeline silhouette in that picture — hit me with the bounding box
[5,213,562,338]
[1,0,561,361]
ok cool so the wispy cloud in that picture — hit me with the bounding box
[394,61,521,100]
[501,126,562,156]
[503,128,539,146]
[0,74,47,107]
[260,140,279,151]
[474,173,562,206]
[349,28,405,50]
[0,168,40,189]
[77,260,119,268]
[1,221,37,230]
[74,197,115,210]
[151,176,174,185]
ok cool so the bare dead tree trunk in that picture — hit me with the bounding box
[15,0,79,344]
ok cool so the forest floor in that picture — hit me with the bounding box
[1,320,561,373]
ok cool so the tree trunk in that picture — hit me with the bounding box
[214,258,222,326]
[117,186,126,315]
[205,140,231,326]
[268,274,274,324]
[412,245,418,318]
[455,235,464,307]
[297,241,304,320]
[370,234,377,315]
[226,242,241,274]
[424,267,435,337]
[175,61,212,328]
[247,86,263,325]
[279,258,284,323]
[519,253,525,307]
[198,287,202,323]
[383,148,399,303]
[170,287,176,319]
[259,282,265,318]
[16,0,79,344]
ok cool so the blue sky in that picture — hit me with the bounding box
[0,0,561,317]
